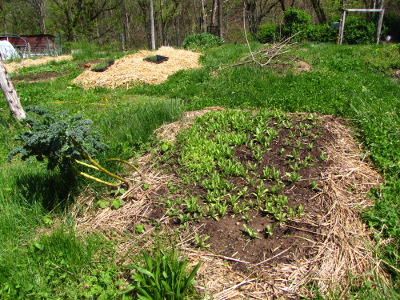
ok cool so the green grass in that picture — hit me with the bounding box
[0,42,399,298]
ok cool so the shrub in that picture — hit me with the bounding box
[182,32,224,50]
[343,16,376,44]
[308,24,337,42]
[283,9,312,41]
[255,23,280,43]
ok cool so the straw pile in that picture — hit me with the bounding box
[73,109,386,299]
[5,55,72,73]
[72,46,201,89]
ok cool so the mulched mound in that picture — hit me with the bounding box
[72,46,201,89]
[73,108,387,299]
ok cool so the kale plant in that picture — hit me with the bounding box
[8,106,132,188]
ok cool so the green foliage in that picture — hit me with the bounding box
[255,23,280,43]
[283,9,312,41]
[8,106,107,171]
[182,32,224,50]
[343,16,377,44]
[284,9,311,26]
[307,24,337,42]
[125,247,201,299]
[384,12,400,42]
[0,227,122,299]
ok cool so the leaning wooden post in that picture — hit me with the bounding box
[376,0,385,44]
[338,10,347,45]
[0,59,26,120]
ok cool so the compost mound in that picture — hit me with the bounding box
[72,46,201,89]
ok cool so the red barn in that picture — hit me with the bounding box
[0,34,58,57]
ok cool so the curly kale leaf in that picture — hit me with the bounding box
[8,107,108,170]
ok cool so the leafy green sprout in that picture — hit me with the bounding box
[265,224,274,237]
[243,224,259,239]
[194,235,210,249]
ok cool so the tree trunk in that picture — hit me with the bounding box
[201,0,207,32]
[309,0,327,24]
[0,60,26,120]
[218,0,223,39]
[150,0,156,50]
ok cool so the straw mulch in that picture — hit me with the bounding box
[5,55,72,73]
[72,46,201,89]
[73,108,387,299]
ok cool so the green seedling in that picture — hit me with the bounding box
[112,199,125,209]
[263,166,280,181]
[242,212,251,223]
[194,235,210,249]
[135,224,145,234]
[269,182,285,194]
[297,205,305,216]
[97,199,109,209]
[243,224,259,239]
[289,162,301,172]
[320,151,328,162]
[311,181,319,191]
[265,224,274,237]
[286,171,302,183]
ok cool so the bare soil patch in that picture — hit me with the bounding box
[12,71,60,83]
[74,108,386,298]
[5,55,72,73]
[72,46,201,89]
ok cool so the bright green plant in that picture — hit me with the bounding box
[124,248,201,300]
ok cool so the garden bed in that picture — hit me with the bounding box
[72,46,201,88]
[75,108,386,298]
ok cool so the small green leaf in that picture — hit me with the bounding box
[97,200,109,209]
[135,224,145,234]
[143,183,150,190]
[112,199,121,209]
[33,241,44,250]
[43,216,53,225]
[161,143,169,152]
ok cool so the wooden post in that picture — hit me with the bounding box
[376,0,385,44]
[338,10,347,45]
[0,59,26,120]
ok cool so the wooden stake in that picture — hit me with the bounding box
[0,59,26,120]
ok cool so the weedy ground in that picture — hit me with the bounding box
[0,41,399,298]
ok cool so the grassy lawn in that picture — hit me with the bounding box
[0,42,399,298]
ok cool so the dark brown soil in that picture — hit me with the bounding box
[148,112,338,272]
